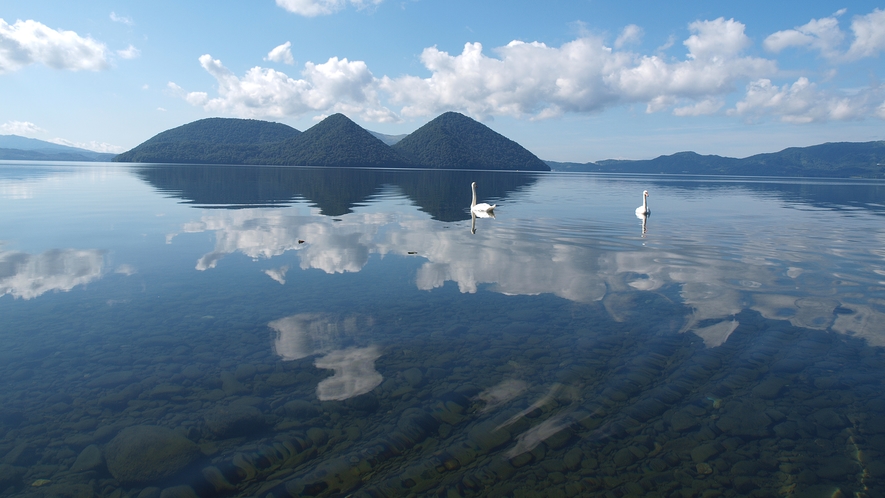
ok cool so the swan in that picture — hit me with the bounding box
[471,182,496,214]
[635,190,649,216]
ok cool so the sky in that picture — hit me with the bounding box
[1,1,884,162]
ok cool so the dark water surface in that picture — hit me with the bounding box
[2,162,885,497]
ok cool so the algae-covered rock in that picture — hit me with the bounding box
[104,426,201,485]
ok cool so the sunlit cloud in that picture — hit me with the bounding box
[177,11,885,125]
[0,120,45,136]
[265,41,295,65]
[0,18,110,73]
[276,0,384,17]
[764,8,885,62]
[730,77,883,123]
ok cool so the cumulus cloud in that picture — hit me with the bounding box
[764,8,885,62]
[0,18,110,73]
[730,77,881,123]
[276,0,383,17]
[1,120,45,136]
[177,14,883,125]
[266,41,295,65]
[180,53,398,122]
[116,44,140,60]
[614,24,643,49]
[382,19,773,120]
[846,8,885,60]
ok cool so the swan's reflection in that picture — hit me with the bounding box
[315,346,383,401]
[636,212,648,237]
[0,248,105,300]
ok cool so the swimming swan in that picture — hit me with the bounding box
[635,190,650,216]
[471,182,496,214]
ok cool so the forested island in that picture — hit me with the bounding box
[113,112,550,171]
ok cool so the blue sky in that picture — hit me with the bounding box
[1,1,883,161]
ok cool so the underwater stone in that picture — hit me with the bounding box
[204,406,266,438]
[0,464,24,490]
[159,485,199,498]
[283,400,319,419]
[70,444,104,473]
[104,425,201,485]
[2,443,37,466]
[402,368,424,387]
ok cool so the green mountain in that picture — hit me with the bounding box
[255,113,410,167]
[0,135,115,161]
[393,112,550,171]
[547,141,885,178]
[113,118,300,164]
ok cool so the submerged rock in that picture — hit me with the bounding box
[104,425,201,485]
[204,406,266,438]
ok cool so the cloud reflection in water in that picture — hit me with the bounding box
[176,204,885,347]
[0,248,105,300]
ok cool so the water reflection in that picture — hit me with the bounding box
[314,346,383,401]
[172,189,885,347]
[137,165,537,221]
[0,248,105,300]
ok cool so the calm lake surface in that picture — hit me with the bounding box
[2,162,885,498]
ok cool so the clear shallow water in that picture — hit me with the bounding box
[1,162,885,497]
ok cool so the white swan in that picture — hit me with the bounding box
[471,182,496,214]
[635,190,649,216]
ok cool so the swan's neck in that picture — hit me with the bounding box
[642,194,648,211]
[471,184,477,207]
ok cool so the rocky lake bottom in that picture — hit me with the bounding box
[2,164,885,497]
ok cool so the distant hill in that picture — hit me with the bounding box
[114,112,550,171]
[0,135,115,161]
[256,113,410,167]
[113,118,300,164]
[393,112,549,171]
[547,141,885,178]
[368,130,407,146]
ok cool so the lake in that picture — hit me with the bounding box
[1,162,885,497]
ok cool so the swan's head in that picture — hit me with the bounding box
[471,182,477,188]
[643,190,649,197]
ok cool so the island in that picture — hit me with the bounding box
[113,112,551,171]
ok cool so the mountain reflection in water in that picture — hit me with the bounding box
[1,163,885,497]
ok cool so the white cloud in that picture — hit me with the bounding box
[180,53,398,122]
[846,8,885,60]
[276,0,383,17]
[109,12,133,25]
[266,41,295,65]
[116,44,140,60]
[673,99,724,116]
[614,24,643,49]
[178,15,883,125]
[47,138,125,153]
[764,8,885,62]
[731,77,881,123]
[0,120,45,136]
[764,10,846,60]
[382,20,773,120]
[0,18,110,73]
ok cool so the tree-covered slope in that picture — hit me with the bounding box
[550,141,885,178]
[113,118,300,164]
[255,113,410,167]
[393,112,550,171]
